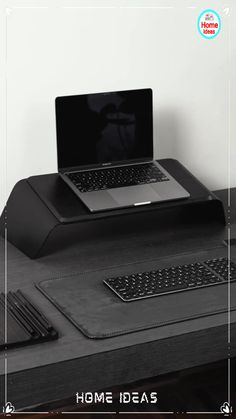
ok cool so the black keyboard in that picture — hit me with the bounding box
[66,163,169,193]
[104,258,236,302]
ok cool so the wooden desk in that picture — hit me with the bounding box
[0,188,235,412]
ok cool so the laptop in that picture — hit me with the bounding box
[55,88,190,212]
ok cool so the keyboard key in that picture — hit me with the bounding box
[204,257,236,280]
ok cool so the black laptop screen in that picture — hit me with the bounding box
[55,88,153,170]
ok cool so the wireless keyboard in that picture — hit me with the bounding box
[67,163,169,193]
[104,257,236,302]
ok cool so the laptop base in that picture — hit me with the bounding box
[61,161,190,213]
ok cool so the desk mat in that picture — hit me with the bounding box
[37,246,236,339]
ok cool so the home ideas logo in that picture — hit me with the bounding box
[198,9,221,39]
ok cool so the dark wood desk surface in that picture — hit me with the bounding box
[0,188,235,411]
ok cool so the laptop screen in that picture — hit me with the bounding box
[56,88,153,171]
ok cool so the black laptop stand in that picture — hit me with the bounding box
[0,159,225,258]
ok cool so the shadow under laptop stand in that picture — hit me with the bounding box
[0,159,225,259]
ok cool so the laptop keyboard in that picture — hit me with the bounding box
[104,257,236,302]
[66,163,169,193]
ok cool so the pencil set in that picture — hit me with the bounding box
[0,290,58,350]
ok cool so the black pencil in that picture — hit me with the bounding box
[10,291,48,337]
[0,293,34,337]
[16,290,53,331]
[7,292,41,337]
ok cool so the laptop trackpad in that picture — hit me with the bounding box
[109,185,160,206]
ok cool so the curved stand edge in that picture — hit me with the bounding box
[0,180,59,259]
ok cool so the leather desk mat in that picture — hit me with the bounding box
[37,246,236,339]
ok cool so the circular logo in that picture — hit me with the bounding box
[198,9,221,39]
